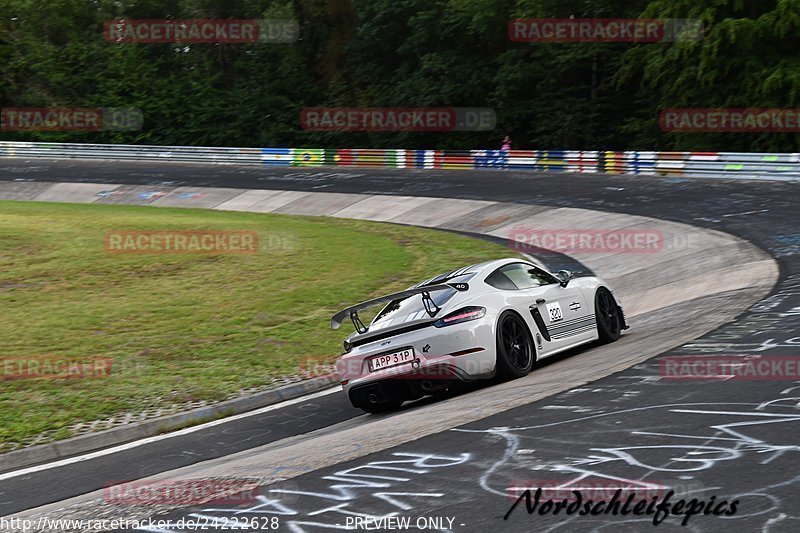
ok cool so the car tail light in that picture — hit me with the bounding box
[434,306,486,328]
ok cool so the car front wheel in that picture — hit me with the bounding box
[595,287,622,343]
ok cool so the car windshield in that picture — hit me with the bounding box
[372,273,476,324]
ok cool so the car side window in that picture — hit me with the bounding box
[527,265,559,286]
[485,268,518,290]
[486,263,558,290]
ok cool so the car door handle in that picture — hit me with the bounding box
[535,298,546,304]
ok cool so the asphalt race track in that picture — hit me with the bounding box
[0,159,798,532]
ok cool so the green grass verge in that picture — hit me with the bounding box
[0,200,514,449]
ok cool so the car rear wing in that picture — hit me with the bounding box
[330,282,469,332]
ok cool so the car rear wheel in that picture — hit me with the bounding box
[595,287,622,344]
[495,311,534,379]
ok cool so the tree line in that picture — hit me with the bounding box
[1,0,798,151]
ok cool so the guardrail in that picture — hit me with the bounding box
[1,141,798,180]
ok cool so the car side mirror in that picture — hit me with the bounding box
[557,270,573,288]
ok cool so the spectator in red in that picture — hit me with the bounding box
[501,135,512,151]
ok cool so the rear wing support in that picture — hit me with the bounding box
[350,311,368,334]
[330,282,469,331]
[421,291,441,318]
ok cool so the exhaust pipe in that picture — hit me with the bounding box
[420,380,434,392]
[367,393,380,404]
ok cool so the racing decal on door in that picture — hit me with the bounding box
[549,315,597,339]
[546,302,564,323]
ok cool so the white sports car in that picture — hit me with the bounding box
[331,258,628,413]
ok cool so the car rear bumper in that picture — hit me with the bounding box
[346,363,475,408]
[337,319,496,407]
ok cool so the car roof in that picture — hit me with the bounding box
[415,258,529,287]
[470,257,528,273]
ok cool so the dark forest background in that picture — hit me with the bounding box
[1,0,799,151]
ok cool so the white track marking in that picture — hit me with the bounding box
[0,387,340,481]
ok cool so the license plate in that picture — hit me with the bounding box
[368,348,415,372]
